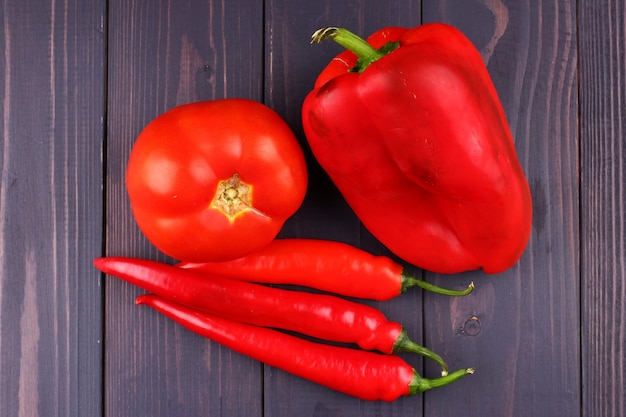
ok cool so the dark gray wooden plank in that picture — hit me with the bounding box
[0,1,106,416]
[105,1,264,416]
[264,0,419,243]
[579,1,626,417]
[263,1,433,416]
[422,1,580,416]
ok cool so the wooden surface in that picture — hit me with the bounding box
[0,0,623,416]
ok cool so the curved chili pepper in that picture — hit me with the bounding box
[136,294,473,401]
[94,256,450,373]
[178,238,473,300]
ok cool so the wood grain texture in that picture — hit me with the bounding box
[579,2,626,417]
[105,1,265,416]
[0,1,105,417]
[422,1,580,416]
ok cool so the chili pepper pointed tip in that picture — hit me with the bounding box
[135,294,150,306]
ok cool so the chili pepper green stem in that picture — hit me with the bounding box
[410,367,475,394]
[393,329,449,376]
[401,273,475,297]
[311,27,397,73]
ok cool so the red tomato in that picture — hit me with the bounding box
[126,99,308,262]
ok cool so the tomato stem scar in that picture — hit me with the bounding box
[211,173,269,222]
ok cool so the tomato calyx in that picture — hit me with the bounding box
[210,173,269,223]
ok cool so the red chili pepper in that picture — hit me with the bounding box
[301,24,532,274]
[94,256,450,373]
[136,294,473,401]
[178,238,473,300]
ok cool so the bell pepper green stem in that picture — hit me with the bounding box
[410,367,475,394]
[311,27,397,72]
[393,329,449,376]
[401,273,475,296]
[311,27,381,59]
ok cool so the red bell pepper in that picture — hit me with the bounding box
[301,24,532,274]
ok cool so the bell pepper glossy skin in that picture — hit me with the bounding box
[302,23,532,274]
